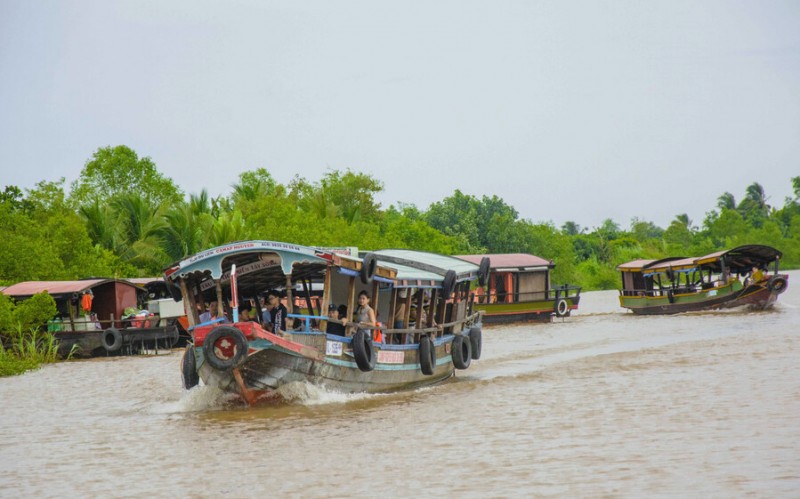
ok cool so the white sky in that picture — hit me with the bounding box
[1,0,798,230]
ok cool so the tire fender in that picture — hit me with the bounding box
[451,335,472,370]
[468,327,482,360]
[419,336,436,375]
[554,298,569,317]
[352,330,376,372]
[181,345,199,389]
[203,326,248,371]
[442,270,457,298]
[360,253,377,284]
[478,257,491,287]
[102,327,123,352]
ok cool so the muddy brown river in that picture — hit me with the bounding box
[2,271,798,497]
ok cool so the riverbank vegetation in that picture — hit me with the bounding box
[0,292,59,375]
[2,145,799,373]
[2,145,799,292]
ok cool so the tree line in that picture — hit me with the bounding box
[2,145,799,291]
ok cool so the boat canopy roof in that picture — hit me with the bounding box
[372,249,478,282]
[617,259,656,272]
[694,245,782,272]
[1,279,144,299]
[617,245,783,275]
[644,257,695,273]
[164,241,331,281]
[457,253,554,271]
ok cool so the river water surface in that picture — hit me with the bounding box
[2,271,799,497]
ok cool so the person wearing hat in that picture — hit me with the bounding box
[325,303,347,336]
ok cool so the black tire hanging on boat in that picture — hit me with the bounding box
[468,327,482,360]
[442,270,457,298]
[451,335,472,370]
[667,289,675,304]
[478,257,491,287]
[102,328,123,353]
[360,253,377,284]
[554,298,569,317]
[203,326,248,371]
[419,336,436,375]
[181,345,199,389]
[767,276,788,294]
[352,330,376,372]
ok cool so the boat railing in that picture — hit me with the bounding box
[473,284,582,304]
[48,313,176,333]
[287,311,483,341]
[620,281,736,297]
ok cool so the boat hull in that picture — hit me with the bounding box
[191,322,475,404]
[55,325,179,358]
[475,296,580,324]
[619,276,787,315]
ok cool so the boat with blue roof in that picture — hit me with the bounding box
[165,241,486,405]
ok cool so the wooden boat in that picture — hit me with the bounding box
[617,245,788,315]
[166,241,484,405]
[1,279,179,357]
[456,253,582,323]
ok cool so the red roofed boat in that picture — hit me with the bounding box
[456,253,581,324]
[1,279,179,357]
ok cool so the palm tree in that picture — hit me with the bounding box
[674,213,693,230]
[112,193,168,270]
[717,192,736,211]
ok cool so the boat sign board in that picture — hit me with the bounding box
[377,350,404,364]
[326,341,343,356]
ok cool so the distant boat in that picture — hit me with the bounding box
[1,279,179,357]
[166,241,484,406]
[617,245,788,315]
[456,253,582,323]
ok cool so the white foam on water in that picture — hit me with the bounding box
[276,381,388,406]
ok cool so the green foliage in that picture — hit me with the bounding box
[0,293,59,377]
[4,143,800,303]
[69,145,183,207]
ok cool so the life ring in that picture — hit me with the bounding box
[419,336,436,375]
[360,253,377,284]
[352,330,376,372]
[451,335,472,370]
[554,298,569,317]
[203,326,248,371]
[468,327,482,360]
[102,328,123,353]
[442,270,457,298]
[767,276,788,294]
[181,345,199,389]
[478,257,491,287]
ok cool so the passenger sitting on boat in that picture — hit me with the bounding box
[267,290,289,335]
[393,289,407,329]
[751,266,765,283]
[199,303,212,323]
[354,290,376,337]
[325,303,347,336]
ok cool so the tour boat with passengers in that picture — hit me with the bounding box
[456,253,581,323]
[165,241,487,405]
[617,244,788,315]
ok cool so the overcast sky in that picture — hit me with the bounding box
[1,1,798,230]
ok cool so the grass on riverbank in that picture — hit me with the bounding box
[0,327,60,377]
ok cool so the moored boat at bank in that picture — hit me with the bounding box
[617,244,788,314]
[1,279,179,357]
[167,241,484,405]
[456,253,581,323]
